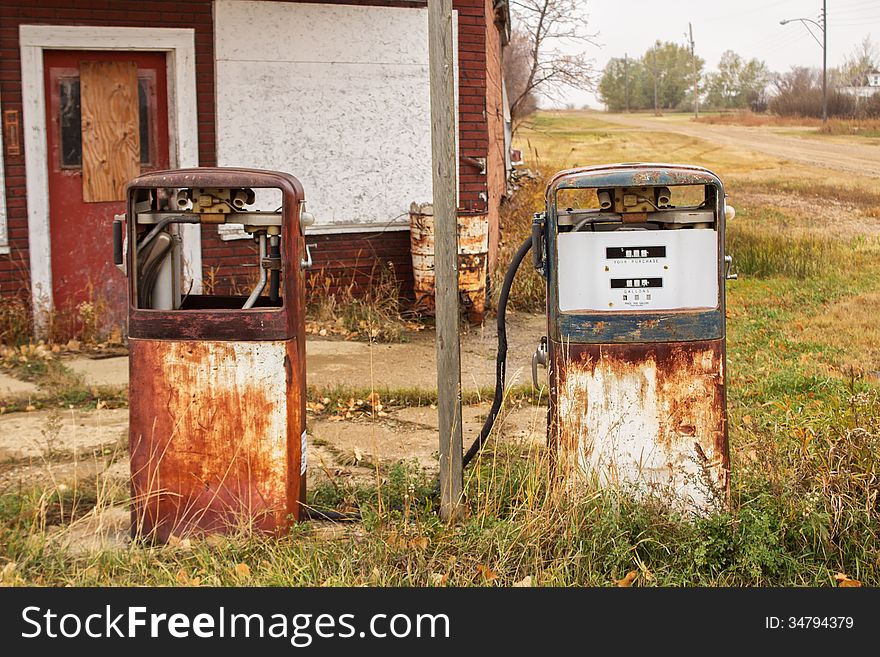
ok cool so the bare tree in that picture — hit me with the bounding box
[503,29,539,123]
[507,0,597,129]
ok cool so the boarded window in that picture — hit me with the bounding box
[60,74,155,170]
[80,60,140,202]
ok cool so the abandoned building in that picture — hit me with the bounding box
[0,0,511,334]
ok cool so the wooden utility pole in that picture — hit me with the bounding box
[688,23,698,119]
[428,0,463,522]
[624,53,629,113]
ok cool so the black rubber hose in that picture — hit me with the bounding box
[303,236,533,521]
[301,507,360,522]
[461,237,533,469]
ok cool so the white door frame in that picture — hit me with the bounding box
[19,25,201,330]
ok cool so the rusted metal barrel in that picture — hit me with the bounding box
[409,202,489,324]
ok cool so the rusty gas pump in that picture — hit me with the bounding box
[114,168,313,541]
[528,164,735,514]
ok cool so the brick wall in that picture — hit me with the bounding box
[0,0,217,299]
[0,0,500,306]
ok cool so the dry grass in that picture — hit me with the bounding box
[516,111,781,177]
[696,111,880,136]
[306,263,417,342]
[800,292,880,374]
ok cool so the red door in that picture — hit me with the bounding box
[44,50,170,338]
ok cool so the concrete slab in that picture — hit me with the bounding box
[65,356,129,388]
[307,311,546,392]
[48,505,130,555]
[0,371,38,398]
[0,407,128,461]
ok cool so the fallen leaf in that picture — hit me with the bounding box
[167,534,192,551]
[429,572,449,586]
[834,572,861,587]
[512,575,533,587]
[616,570,638,587]
[0,561,17,581]
[25,405,36,412]
[233,563,251,580]
[409,537,429,551]
[205,535,225,548]
[175,569,200,586]
[476,565,498,581]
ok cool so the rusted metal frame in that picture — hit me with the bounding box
[546,163,723,199]
[126,168,306,341]
[555,311,723,344]
[548,338,730,511]
[126,168,308,540]
[544,164,730,512]
[545,166,726,346]
[129,338,305,540]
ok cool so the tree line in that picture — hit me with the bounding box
[597,37,880,118]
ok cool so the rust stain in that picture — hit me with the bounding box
[549,339,729,513]
[129,338,304,542]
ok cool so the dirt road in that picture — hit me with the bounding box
[600,113,880,178]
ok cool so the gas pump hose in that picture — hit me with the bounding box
[302,237,533,522]
[461,237,532,468]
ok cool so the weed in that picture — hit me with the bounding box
[726,222,843,279]
[306,262,415,342]
[0,295,32,346]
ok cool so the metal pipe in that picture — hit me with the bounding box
[243,232,268,309]
[137,215,199,251]
[268,234,281,303]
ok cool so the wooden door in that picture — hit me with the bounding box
[44,50,170,338]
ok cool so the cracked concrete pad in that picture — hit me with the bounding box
[65,356,129,388]
[394,403,546,446]
[306,400,548,475]
[306,312,546,392]
[0,372,38,398]
[0,407,128,460]
[309,416,440,471]
[48,505,130,555]
[393,403,493,447]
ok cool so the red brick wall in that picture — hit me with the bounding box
[0,0,500,306]
[0,0,217,299]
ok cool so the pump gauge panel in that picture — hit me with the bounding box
[557,229,718,312]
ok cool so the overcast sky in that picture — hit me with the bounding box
[540,0,880,108]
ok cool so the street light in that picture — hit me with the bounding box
[780,0,827,122]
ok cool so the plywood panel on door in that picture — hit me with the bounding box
[80,60,141,202]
